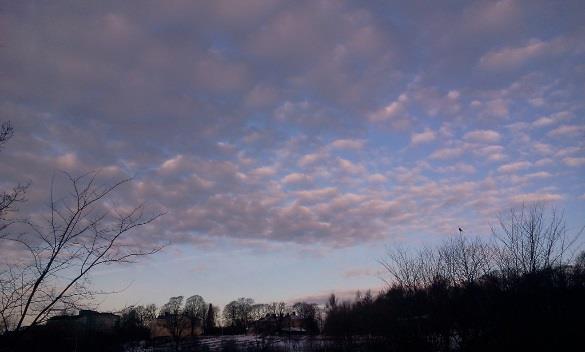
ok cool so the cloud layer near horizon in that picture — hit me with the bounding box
[1,0,584,251]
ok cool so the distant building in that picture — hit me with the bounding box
[251,313,306,335]
[46,309,120,334]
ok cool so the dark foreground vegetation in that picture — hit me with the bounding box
[324,205,585,351]
[324,264,585,351]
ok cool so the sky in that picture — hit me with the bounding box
[0,0,584,311]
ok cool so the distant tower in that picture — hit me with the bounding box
[458,227,463,234]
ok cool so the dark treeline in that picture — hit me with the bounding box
[324,204,585,351]
[1,296,323,351]
[325,264,585,351]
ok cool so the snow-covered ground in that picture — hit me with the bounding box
[124,335,342,352]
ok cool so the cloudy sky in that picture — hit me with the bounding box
[1,0,584,310]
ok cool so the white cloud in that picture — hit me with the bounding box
[511,192,563,203]
[429,147,464,160]
[484,99,509,118]
[251,166,277,177]
[463,129,501,143]
[548,124,585,137]
[447,90,460,100]
[337,157,366,174]
[159,154,188,174]
[298,152,326,167]
[435,162,476,174]
[525,171,551,179]
[498,161,531,173]
[329,139,365,150]
[368,173,387,183]
[282,172,312,184]
[295,188,338,202]
[479,37,569,70]
[474,145,506,162]
[533,111,574,127]
[368,94,407,122]
[532,142,554,155]
[534,158,554,167]
[411,128,436,145]
[563,157,585,167]
[55,152,78,170]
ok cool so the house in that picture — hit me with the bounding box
[251,313,306,335]
[46,309,120,334]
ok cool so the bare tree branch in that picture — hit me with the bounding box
[0,172,164,333]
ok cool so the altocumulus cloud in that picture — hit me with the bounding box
[0,0,584,252]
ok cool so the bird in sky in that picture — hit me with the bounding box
[458,227,463,234]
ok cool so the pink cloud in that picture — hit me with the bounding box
[511,192,563,203]
[368,94,408,122]
[282,172,312,185]
[429,147,465,160]
[368,173,387,183]
[532,142,554,156]
[479,36,570,70]
[563,157,585,167]
[435,163,476,174]
[329,139,365,150]
[548,124,585,137]
[484,99,509,118]
[55,152,79,170]
[159,154,187,174]
[298,152,326,167]
[498,161,531,173]
[251,166,278,177]
[474,145,506,162]
[337,157,366,174]
[532,111,574,128]
[295,188,338,203]
[411,128,436,145]
[464,129,501,143]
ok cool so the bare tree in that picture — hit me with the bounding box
[0,121,29,333]
[417,247,444,287]
[223,300,239,328]
[0,172,163,333]
[249,303,269,321]
[121,303,158,329]
[223,298,254,331]
[119,303,158,340]
[491,203,581,276]
[438,235,493,286]
[161,296,189,349]
[0,121,28,236]
[183,294,206,336]
[0,184,28,235]
[266,301,289,318]
[292,301,319,333]
[575,250,585,270]
[0,121,14,151]
[380,246,431,290]
[381,235,493,289]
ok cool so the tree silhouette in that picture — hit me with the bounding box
[204,303,215,333]
[183,294,206,336]
[161,296,188,350]
[0,172,164,335]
